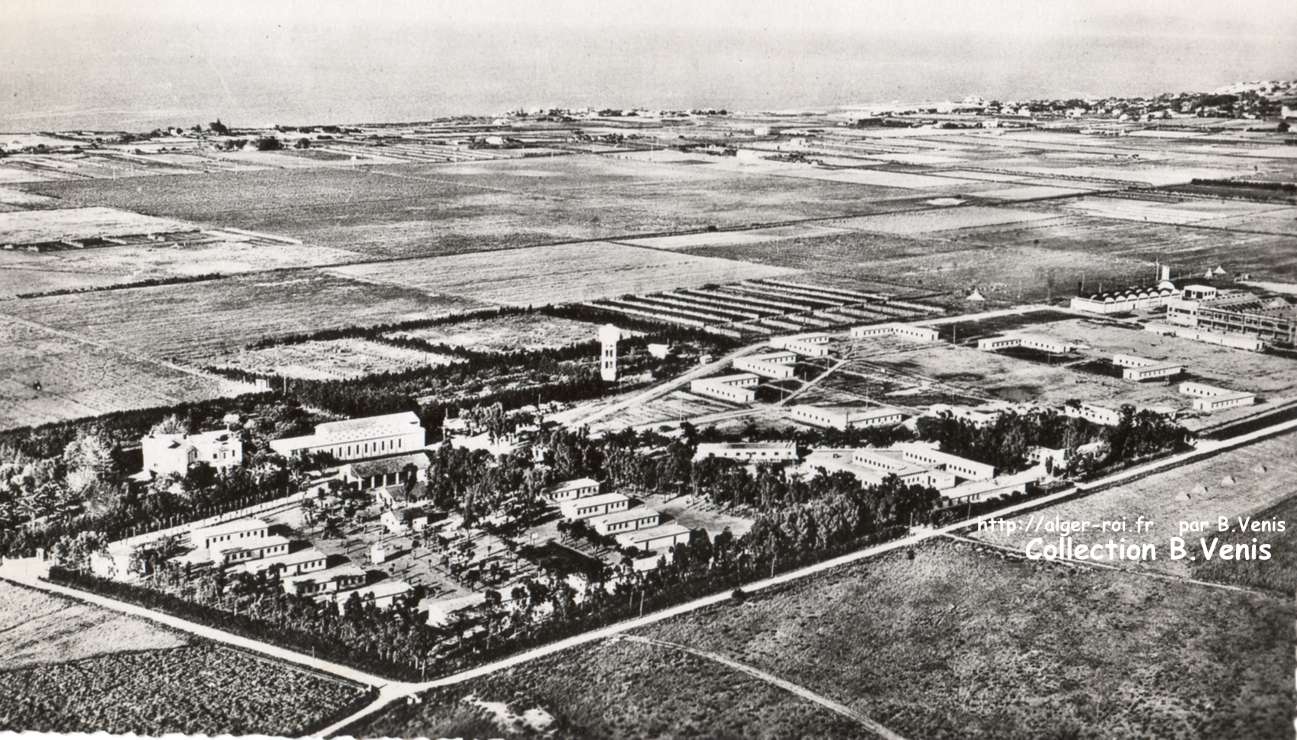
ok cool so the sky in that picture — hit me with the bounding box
[2,0,1295,130]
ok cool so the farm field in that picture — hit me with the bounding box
[328,242,798,306]
[590,389,735,430]
[975,429,1297,579]
[0,314,255,431]
[829,205,1062,235]
[23,155,916,258]
[0,270,481,363]
[391,312,602,352]
[352,637,870,739]
[1061,194,1279,225]
[0,206,192,245]
[638,539,1292,739]
[0,235,363,298]
[214,338,462,380]
[1191,492,1297,593]
[0,580,365,737]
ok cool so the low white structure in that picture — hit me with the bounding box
[1070,285,1178,314]
[690,373,759,403]
[282,563,367,596]
[1112,354,1183,381]
[769,333,832,357]
[1178,382,1256,412]
[543,477,601,502]
[242,547,329,577]
[733,351,797,379]
[976,333,1075,354]
[1144,323,1266,352]
[694,441,798,463]
[210,535,290,566]
[1062,402,1123,426]
[850,323,939,342]
[560,492,630,520]
[269,411,425,461]
[339,452,428,491]
[331,580,414,614]
[142,430,243,479]
[925,404,1005,428]
[381,506,432,534]
[191,518,269,551]
[892,442,996,481]
[591,508,662,536]
[789,404,905,430]
[616,523,693,552]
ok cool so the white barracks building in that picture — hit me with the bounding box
[141,430,243,479]
[270,411,425,461]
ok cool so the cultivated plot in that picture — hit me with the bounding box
[0,206,193,246]
[0,314,256,431]
[215,338,462,380]
[391,313,603,352]
[0,271,481,363]
[328,242,798,306]
[831,205,1062,235]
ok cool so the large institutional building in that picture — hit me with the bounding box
[141,430,243,479]
[269,411,425,461]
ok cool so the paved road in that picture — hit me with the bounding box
[622,634,907,740]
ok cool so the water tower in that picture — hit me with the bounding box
[598,324,622,382]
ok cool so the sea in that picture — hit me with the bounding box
[2,13,1295,132]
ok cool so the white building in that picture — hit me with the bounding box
[191,518,269,551]
[1178,382,1256,412]
[789,404,906,430]
[210,535,290,566]
[282,563,367,596]
[141,430,243,479]
[1112,354,1183,381]
[769,333,832,357]
[976,334,1076,354]
[690,373,759,404]
[733,351,797,379]
[1062,402,1123,426]
[269,411,425,461]
[693,441,798,463]
[331,580,414,614]
[892,443,996,481]
[850,323,938,342]
[544,477,601,502]
[599,324,622,382]
[241,547,329,577]
[591,508,662,536]
[560,492,630,520]
[615,523,693,552]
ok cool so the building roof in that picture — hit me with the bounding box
[547,477,599,494]
[696,441,796,451]
[345,452,428,478]
[282,563,367,586]
[191,518,268,540]
[590,507,660,526]
[562,491,629,508]
[332,579,414,603]
[243,547,329,571]
[316,411,421,436]
[617,523,692,546]
[210,534,289,555]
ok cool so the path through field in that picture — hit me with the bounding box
[620,634,907,740]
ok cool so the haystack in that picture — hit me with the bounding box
[1220,475,1236,486]
[1191,483,1208,495]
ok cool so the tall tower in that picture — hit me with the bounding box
[598,324,622,382]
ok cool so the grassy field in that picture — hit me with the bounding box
[975,428,1297,578]
[0,314,255,431]
[0,270,480,362]
[391,312,603,351]
[0,234,362,298]
[640,540,1292,739]
[0,580,365,736]
[1191,492,1297,594]
[215,338,463,380]
[353,638,871,739]
[0,206,192,245]
[23,156,910,258]
[329,242,797,306]
[829,205,1061,235]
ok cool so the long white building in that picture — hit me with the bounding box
[269,411,425,461]
[690,373,759,403]
[789,404,906,431]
